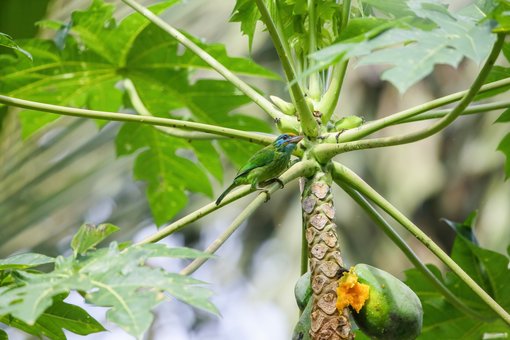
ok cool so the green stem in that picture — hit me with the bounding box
[321,77,510,143]
[337,181,491,321]
[120,0,297,131]
[0,94,273,145]
[124,79,224,140]
[136,187,253,246]
[332,162,510,325]
[315,34,505,162]
[179,160,318,275]
[318,0,350,122]
[341,0,352,31]
[308,0,321,100]
[318,61,348,123]
[254,0,319,138]
[179,191,266,275]
[300,217,308,275]
[398,100,510,123]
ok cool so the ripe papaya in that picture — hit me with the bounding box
[350,264,423,340]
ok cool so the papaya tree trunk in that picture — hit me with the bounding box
[302,166,354,340]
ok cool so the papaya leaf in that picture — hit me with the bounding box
[0,253,54,270]
[0,32,32,60]
[71,223,120,256]
[116,124,214,225]
[0,294,105,340]
[441,211,479,245]
[404,221,510,338]
[0,0,274,138]
[230,0,260,51]
[495,108,510,123]
[476,66,510,100]
[312,1,495,93]
[0,242,217,339]
[497,133,510,180]
[0,0,274,224]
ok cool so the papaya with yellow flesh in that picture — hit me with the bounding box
[351,264,423,340]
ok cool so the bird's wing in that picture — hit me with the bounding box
[235,146,275,179]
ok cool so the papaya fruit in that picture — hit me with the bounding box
[294,271,312,311]
[349,264,423,340]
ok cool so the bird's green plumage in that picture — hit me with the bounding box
[215,134,303,205]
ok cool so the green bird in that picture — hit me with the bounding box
[215,134,303,205]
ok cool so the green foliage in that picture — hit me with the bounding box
[71,223,120,256]
[312,0,496,93]
[0,295,106,340]
[0,0,277,225]
[492,91,510,179]
[0,32,31,60]
[0,225,217,339]
[404,214,510,339]
[0,253,54,270]
[497,133,510,179]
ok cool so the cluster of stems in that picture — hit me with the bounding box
[1,0,509,337]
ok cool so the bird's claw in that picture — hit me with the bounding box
[262,190,271,202]
[260,178,284,189]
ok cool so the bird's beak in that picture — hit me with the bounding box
[289,135,303,144]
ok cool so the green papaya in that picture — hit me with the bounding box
[293,272,312,340]
[351,264,423,340]
[292,297,312,340]
[294,271,312,311]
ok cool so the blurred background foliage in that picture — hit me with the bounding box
[0,0,509,339]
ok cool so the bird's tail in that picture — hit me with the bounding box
[215,183,237,205]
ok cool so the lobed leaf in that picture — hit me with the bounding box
[71,223,120,256]
[0,0,274,225]
[497,133,510,180]
[0,253,54,270]
[0,295,105,340]
[312,0,496,93]
[0,242,217,339]
[404,215,510,338]
[0,32,32,60]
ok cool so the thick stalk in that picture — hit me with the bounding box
[180,160,318,275]
[123,79,222,140]
[332,162,510,325]
[0,95,273,145]
[120,0,297,131]
[315,34,505,162]
[254,0,319,138]
[302,166,353,339]
[337,182,491,321]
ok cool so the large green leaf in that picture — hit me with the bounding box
[0,295,106,340]
[312,0,496,93]
[0,242,216,339]
[0,253,54,270]
[0,0,274,135]
[71,223,120,256]
[0,32,32,60]
[497,133,510,179]
[404,215,510,339]
[1,0,274,224]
